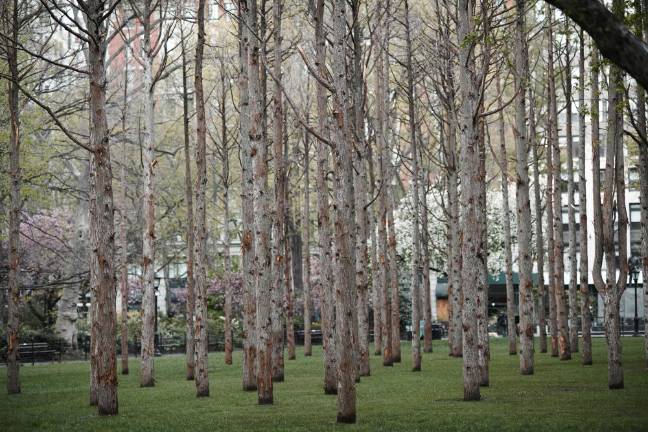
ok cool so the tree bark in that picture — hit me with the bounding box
[331,0,357,421]
[563,20,579,354]
[248,0,273,404]
[303,132,312,357]
[193,0,210,398]
[271,0,286,381]
[638,0,648,371]
[421,160,433,354]
[238,0,257,392]
[312,0,337,393]
[404,0,421,372]
[496,76,517,356]
[548,6,571,360]
[514,0,535,375]
[544,0,648,90]
[530,87,547,354]
[6,0,21,393]
[457,0,481,401]
[119,44,130,376]
[578,30,592,366]
[374,4,393,368]
[86,0,118,414]
[140,0,157,387]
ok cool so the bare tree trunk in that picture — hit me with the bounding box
[140,1,157,387]
[368,150,382,356]
[457,0,480,401]
[477,111,489,387]
[548,6,571,360]
[119,45,130,375]
[578,30,592,366]
[447,108,463,359]
[530,87,547,354]
[285,212,295,361]
[331,0,357,421]
[193,0,210,398]
[545,89,558,358]
[496,76,517,356]
[6,0,21,393]
[238,0,257,392]
[271,0,286,382]
[590,37,602,368]
[312,0,337,393]
[563,20,579,354]
[421,161,433,354]
[248,0,273,404]
[303,132,312,357]
[222,63,233,366]
[86,0,118,414]
[514,0,534,375]
[404,0,421,372]
[375,4,393,367]
[388,180,400,364]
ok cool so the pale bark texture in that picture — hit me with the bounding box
[578,30,592,366]
[238,0,257,392]
[388,183,401,364]
[477,113,490,387]
[87,0,118,414]
[375,6,393,366]
[179,25,195,379]
[638,0,648,371]
[303,135,312,357]
[140,1,157,387]
[312,0,337,393]
[331,0,357,421]
[496,76,517,356]
[421,162,433,354]
[5,0,21,393]
[514,0,534,375]
[530,89,547,354]
[222,89,233,367]
[193,0,209,398]
[271,0,286,382]
[593,0,628,389]
[563,21,579,354]
[404,0,421,372]
[248,0,273,404]
[548,7,571,360]
[119,48,130,375]
[545,91,558,358]
[457,0,481,401]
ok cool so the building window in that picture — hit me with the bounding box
[628,167,640,190]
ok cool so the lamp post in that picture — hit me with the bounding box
[154,276,161,356]
[628,256,640,337]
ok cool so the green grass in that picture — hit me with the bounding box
[1,338,647,431]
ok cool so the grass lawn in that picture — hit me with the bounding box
[1,337,647,431]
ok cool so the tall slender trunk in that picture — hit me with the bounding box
[457,0,481,401]
[222,58,233,366]
[312,0,337,393]
[547,6,571,360]
[497,76,517,356]
[514,0,534,375]
[86,0,118,414]
[563,20,579,354]
[404,0,421,372]
[6,0,21,393]
[193,0,210,398]
[303,131,313,357]
[285,163,296,361]
[375,4,393,367]
[238,0,257,392]
[248,0,273,404]
[421,160,433,353]
[477,109,489,387]
[331,0,357,421]
[578,30,592,366]
[590,36,602,367]
[545,83,558,358]
[530,87,547,354]
[388,176,400,364]
[119,45,130,376]
[140,2,157,387]
[271,0,286,382]
[350,0,369,380]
